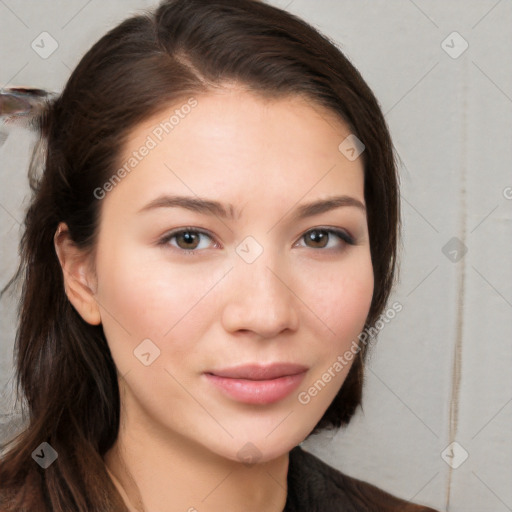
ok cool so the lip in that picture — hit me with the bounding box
[204,363,308,405]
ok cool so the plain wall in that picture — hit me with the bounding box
[1,2,510,511]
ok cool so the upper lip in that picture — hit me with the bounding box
[206,363,309,380]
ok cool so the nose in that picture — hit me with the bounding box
[220,251,300,339]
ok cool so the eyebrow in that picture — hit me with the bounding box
[137,194,366,220]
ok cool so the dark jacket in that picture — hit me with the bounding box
[284,445,441,512]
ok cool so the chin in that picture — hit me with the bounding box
[205,424,312,465]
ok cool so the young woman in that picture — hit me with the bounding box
[0,1,441,510]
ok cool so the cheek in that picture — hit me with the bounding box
[93,243,226,373]
[293,254,373,416]
[297,251,374,348]
[332,270,374,342]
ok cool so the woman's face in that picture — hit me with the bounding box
[89,87,373,462]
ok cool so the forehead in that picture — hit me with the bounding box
[103,88,365,217]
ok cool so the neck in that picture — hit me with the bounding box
[103,405,289,512]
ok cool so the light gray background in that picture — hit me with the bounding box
[1,1,511,511]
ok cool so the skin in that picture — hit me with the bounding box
[54,86,374,512]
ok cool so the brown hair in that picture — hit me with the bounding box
[0,0,399,510]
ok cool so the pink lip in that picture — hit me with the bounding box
[204,363,308,405]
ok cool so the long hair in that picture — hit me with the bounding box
[0,1,399,510]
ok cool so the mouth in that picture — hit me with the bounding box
[204,363,308,405]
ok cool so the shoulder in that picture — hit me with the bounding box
[285,445,442,512]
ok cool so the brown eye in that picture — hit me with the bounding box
[305,229,329,248]
[158,229,215,253]
[300,228,354,250]
[175,231,201,250]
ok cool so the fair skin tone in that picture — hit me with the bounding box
[54,86,373,512]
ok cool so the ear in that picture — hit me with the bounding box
[53,222,102,325]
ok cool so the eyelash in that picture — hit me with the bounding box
[157,226,355,255]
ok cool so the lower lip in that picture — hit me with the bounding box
[204,372,306,405]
